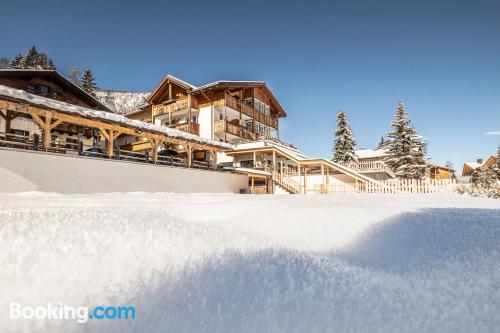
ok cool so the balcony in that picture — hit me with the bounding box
[172,122,200,136]
[153,97,199,117]
[214,120,257,141]
[218,93,279,130]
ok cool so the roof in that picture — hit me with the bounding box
[227,140,374,183]
[0,84,234,150]
[225,167,271,178]
[148,74,287,117]
[0,69,110,112]
[428,163,454,171]
[355,148,387,159]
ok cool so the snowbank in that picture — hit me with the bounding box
[0,194,499,332]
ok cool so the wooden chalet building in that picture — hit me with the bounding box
[0,69,110,148]
[130,75,287,144]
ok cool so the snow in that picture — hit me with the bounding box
[465,162,483,169]
[95,89,150,115]
[224,166,271,176]
[1,193,499,332]
[0,85,233,150]
[234,140,311,160]
[356,148,388,159]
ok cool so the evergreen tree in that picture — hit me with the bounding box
[68,67,81,85]
[492,144,500,180]
[377,136,386,149]
[9,54,23,68]
[332,111,358,164]
[81,69,97,97]
[36,52,49,69]
[20,45,39,69]
[0,57,8,68]
[445,160,456,179]
[385,102,427,179]
[46,58,56,70]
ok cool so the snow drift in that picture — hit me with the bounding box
[0,193,499,332]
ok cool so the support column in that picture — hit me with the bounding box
[253,151,256,168]
[187,94,192,134]
[212,151,218,171]
[321,164,325,194]
[43,112,52,150]
[251,176,255,193]
[304,167,308,194]
[4,110,11,134]
[272,150,276,171]
[298,165,301,193]
[186,143,192,168]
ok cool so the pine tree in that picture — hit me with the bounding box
[332,111,358,164]
[81,69,97,97]
[68,67,81,85]
[9,54,23,68]
[36,52,48,69]
[492,144,500,180]
[377,136,386,149]
[445,160,456,179]
[46,58,56,70]
[20,45,39,69]
[385,102,427,179]
[0,57,8,68]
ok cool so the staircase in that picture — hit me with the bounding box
[270,169,301,194]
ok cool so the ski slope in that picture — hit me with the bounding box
[0,193,499,332]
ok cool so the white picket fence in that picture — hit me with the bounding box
[315,178,458,194]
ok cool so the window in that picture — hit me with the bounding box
[40,85,49,96]
[191,115,198,123]
[26,84,36,93]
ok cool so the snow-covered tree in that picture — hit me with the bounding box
[20,45,39,69]
[46,58,56,70]
[81,69,97,97]
[377,136,386,149]
[36,53,48,69]
[69,67,81,85]
[492,145,500,180]
[332,111,357,164]
[385,102,427,179]
[0,57,8,68]
[9,54,23,68]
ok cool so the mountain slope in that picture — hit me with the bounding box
[95,89,150,115]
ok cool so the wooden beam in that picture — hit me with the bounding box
[43,112,52,150]
[212,151,218,171]
[49,119,63,130]
[186,143,192,168]
[106,129,114,158]
[0,110,6,121]
[5,110,12,134]
[99,127,110,141]
[168,83,172,100]
[187,94,192,134]
[0,99,227,152]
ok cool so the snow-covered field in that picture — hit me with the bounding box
[0,193,499,332]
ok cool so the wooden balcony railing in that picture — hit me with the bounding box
[152,97,199,117]
[214,120,257,141]
[222,93,279,130]
[173,122,200,136]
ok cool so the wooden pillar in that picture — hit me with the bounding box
[321,164,325,194]
[304,167,308,194]
[187,94,192,134]
[187,143,192,168]
[107,130,114,158]
[43,112,52,150]
[4,110,11,134]
[168,83,172,100]
[251,176,255,193]
[272,150,276,171]
[212,151,218,171]
[151,138,159,164]
[253,151,256,168]
[298,165,301,193]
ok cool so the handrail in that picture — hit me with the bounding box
[269,168,301,194]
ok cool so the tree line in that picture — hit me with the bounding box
[1,45,98,97]
[331,102,427,179]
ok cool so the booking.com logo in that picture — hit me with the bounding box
[10,302,136,324]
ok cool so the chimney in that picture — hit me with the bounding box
[477,159,483,164]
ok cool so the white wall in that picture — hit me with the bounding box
[0,149,248,194]
[199,106,213,140]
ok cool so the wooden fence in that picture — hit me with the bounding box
[314,178,458,194]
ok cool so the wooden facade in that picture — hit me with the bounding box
[141,75,287,144]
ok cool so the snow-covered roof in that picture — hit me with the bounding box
[224,167,271,176]
[233,140,311,161]
[464,162,482,169]
[192,80,266,92]
[355,148,387,159]
[0,84,234,150]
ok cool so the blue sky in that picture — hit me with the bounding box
[1,0,499,169]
